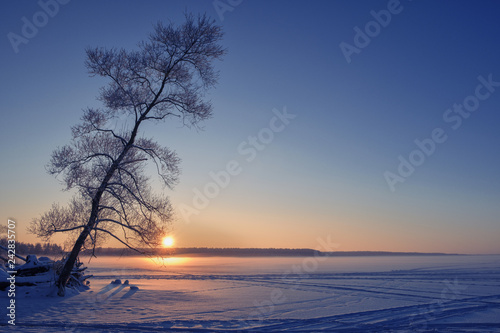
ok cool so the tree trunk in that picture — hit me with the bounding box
[56,117,144,295]
[56,202,98,296]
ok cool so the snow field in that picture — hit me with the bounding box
[1,255,499,332]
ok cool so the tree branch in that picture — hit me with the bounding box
[94,227,142,253]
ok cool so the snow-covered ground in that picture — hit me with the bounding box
[2,255,500,332]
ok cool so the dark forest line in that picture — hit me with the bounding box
[0,238,459,258]
[80,247,459,257]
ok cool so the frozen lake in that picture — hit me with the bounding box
[2,254,500,331]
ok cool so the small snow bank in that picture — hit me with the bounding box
[0,254,92,297]
[15,282,87,299]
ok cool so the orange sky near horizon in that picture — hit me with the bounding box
[5,198,499,255]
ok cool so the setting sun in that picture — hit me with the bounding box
[162,236,174,248]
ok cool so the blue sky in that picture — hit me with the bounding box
[1,0,500,253]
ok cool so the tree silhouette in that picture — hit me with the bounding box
[29,14,225,296]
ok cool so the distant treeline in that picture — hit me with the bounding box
[0,237,458,258]
[322,251,458,256]
[81,247,321,257]
[79,247,458,257]
[170,247,321,257]
[0,238,64,257]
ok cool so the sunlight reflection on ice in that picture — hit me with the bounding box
[146,256,190,267]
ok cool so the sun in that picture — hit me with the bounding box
[162,236,174,248]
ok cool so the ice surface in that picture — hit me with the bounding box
[1,255,499,332]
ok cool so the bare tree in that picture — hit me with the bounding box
[29,14,225,296]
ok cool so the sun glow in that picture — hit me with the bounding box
[162,236,174,248]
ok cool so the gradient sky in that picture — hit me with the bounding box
[1,0,500,254]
